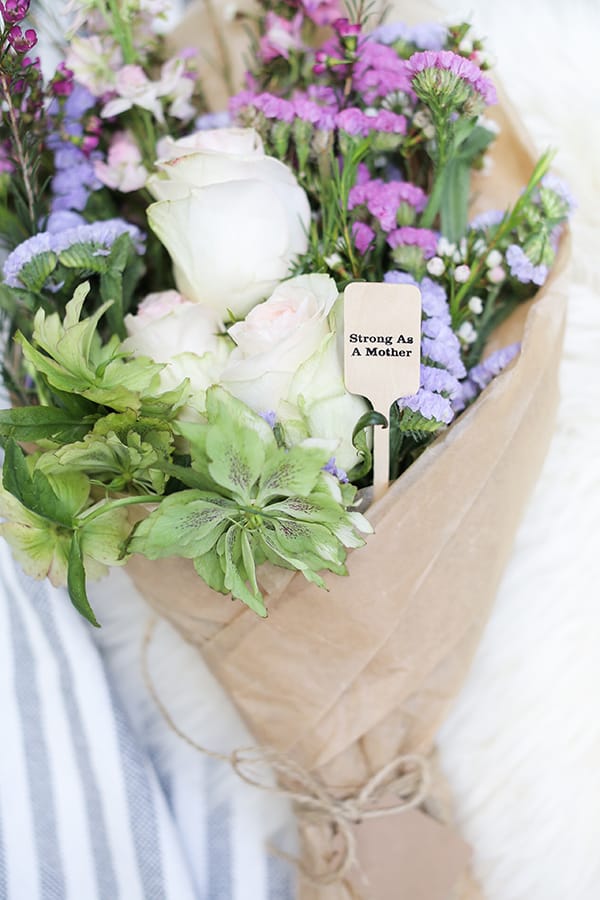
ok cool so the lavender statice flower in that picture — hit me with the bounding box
[371,21,447,51]
[48,84,102,216]
[323,457,349,483]
[3,219,145,288]
[196,110,231,130]
[407,50,497,106]
[259,410,277,429]
[352,40,413,103]
[505,244,548,286]
[469,208,505,230]
[452,343,520,412]
[400,389,454,424]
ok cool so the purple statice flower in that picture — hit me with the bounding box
[505,244,548,286]
[452,343,520,412]
[368,109,407,134]
[399,388,454,424]
[349,179,427,232]
[336,107,369,136]
[48,84,102,217]
[196,110,232,130]
[469,208,505,230]
[323,457,349,483]
[371,21,447,51]
[407,50,497,106]
[229,90,257,118]
[352,40,413,103]
[352,222,375,254]
[252,92,295,123]
[387,226,438,259]
[293,94,336,130]
[259,410,277,429]
[3,219,145,289]
[46,210,86,233]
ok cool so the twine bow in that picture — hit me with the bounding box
[142,616,430,893]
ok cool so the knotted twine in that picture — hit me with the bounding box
[142,616,431,895]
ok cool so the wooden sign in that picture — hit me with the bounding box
[344,283,422,500]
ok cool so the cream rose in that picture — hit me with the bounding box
[146,128,310,321]
[221,274,369,470]
[123,290,231,413]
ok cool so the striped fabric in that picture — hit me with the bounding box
[0,543,295,899]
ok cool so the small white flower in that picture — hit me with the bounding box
[437,237,456,257]
[486,249,503,268]
[426,256,446,277]
[454,264,471,283]
[458,322,478,344]
[468,295,484,315]
[458,38,473,53]
[324,252,342,268]
[472,238,486,255]
[488,265,506,284]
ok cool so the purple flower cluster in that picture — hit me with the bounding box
[349,178,427,231]
[352,222,375,254]
[407,50,497,106]
[336,106,406,137]
[387,227,438,259]
[540,173,577,213]
[352,40,413,103]
[323,457,349,483]
[469,208,505,231]
[452,343,520,412]
[371,21,447,51]
[3,219,145,288]
[385,273,465,426]
[48,84,102,220]
[505,244,548,286]
[231,89,337,131]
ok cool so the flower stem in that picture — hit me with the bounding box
[77,494,160,527]
[0,71,37,233]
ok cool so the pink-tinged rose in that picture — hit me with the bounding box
[123,291,231,411]
[156,127,263,163]
[146,128,310,320]
[94,131,148,193]
[221,275,368,469]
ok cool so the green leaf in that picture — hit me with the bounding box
[67,532,100,627]
[17,251,58,292]
[347,410,386,481]
[0,406,94,444]
[193,549,227,594]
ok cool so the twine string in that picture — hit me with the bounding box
[142,616,430,890]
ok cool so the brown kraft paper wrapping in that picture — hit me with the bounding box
[128,4,572,898]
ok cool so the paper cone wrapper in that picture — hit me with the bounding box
[127,4,571,897]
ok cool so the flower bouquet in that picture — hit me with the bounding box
[0,0,571,897]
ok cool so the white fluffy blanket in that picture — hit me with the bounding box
[435,0,600,898]
[93,2,600,898]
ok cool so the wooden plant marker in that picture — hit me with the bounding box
[344,283,422,502]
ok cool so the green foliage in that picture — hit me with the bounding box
[129,387,372,616]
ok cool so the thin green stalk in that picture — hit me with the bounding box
[76,493,160,527]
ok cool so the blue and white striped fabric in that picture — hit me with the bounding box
[0,543,295,899]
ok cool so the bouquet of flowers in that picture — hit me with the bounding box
[0,0,571,896]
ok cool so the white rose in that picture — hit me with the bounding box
[123,290,231,413]
[221,274,368,470]
[146,127,310,321]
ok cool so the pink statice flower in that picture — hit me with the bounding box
[260,11,304,63]
[94,131,148,193]
[349,179,427,231]
[407,50,497,105]
[352,40,413,103]
[387,226,439,259]
[352,221,375,254]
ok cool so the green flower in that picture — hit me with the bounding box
[129,387,372,616]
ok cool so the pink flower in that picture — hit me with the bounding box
[387,227,439,259]
[302,0,343,26]
[259,12,304,63]
[94,131,148,193]
[352,222,375,254]
[407,50,497,105]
